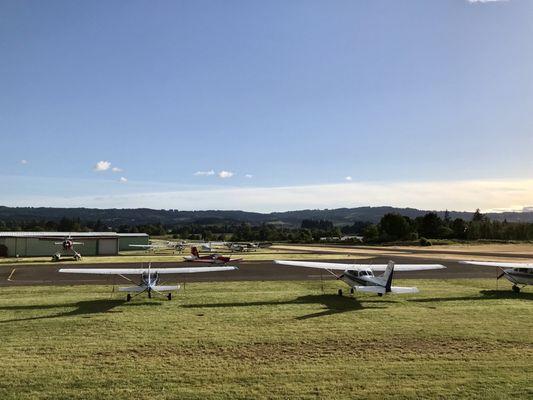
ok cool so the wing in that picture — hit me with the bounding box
[460,261,533,268]
[274,260,445,272]
[59,266,238,275]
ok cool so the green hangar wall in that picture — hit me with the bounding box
[0,232,149,258]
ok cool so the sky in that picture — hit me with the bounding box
[1,0,532,212]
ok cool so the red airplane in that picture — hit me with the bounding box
[183,247,243,265]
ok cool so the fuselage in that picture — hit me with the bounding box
[504,268,533,285]
[340,269,383,288]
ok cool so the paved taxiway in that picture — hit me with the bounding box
[0,257,501,287]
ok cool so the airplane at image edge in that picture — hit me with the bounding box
[460,261,533,293]
[274,260,445,296]
[59,264,238,301]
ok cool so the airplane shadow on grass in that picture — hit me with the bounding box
[183,294,395,320]
[0,299,161,324]
[410,290,533,304]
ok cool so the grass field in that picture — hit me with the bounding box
[0,280,531,399]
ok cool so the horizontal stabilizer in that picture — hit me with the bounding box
[354,286,386,294]
[118,286,146,292]
[390,286,419,294]
[152,285,179,292]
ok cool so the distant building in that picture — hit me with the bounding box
[0,232,149,258]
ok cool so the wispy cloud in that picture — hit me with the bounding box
[5,178,533,213]
[112,167,123,173]
[345,176,352,181]
[20,159,28,165]
[94,161,111,171]
[218,170,234,179]
[194,170,215,176]
[245,174,253,179]
[119,177,128,183]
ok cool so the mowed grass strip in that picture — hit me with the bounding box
[0,280,531,400]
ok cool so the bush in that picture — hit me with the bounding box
[419,237,432,246]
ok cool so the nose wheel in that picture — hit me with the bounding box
[512,285,521,293]
[126,294,131,302]
[167,293,172,301]
[338,289,343,297]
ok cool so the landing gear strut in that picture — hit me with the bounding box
[167,293,172,301]
[512,285,521,294]
[148,289,152,299]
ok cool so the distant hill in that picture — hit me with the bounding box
[1,206,533,228]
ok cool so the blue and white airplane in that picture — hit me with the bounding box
[274,260,445,296]
[59,264,237,301]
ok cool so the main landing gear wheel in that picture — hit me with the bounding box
[350,288,354,295]
[512,285,521,293]
[338,289,343,297]
[378,293,383,297]
[126,294,132,302]
[167,293,172,301]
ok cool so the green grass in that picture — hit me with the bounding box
[0,280,531,399]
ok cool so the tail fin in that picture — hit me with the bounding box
[382,261,395,292]
[191,247,199,258]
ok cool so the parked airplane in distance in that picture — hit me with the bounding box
[274,260,445,296]
[460,261,533,293]
[129,241,188,253]
[39,234,84,261]
[59,263,238,301]
[183,246,243,265]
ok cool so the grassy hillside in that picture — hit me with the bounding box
[0,280,531,399]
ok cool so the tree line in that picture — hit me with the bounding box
[363,209,533,243]
[1,209,533,243]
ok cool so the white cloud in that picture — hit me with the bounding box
[20,160,28,165]
[7,178,533,214]
[112,167,123,173]
[194,170,215,176]
[245,174,253,179]
[218,170,234,179]
[345,176,352,181]
[119,177,128,183]
[94,161,111,171]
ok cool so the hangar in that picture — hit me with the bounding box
[0,232,149,258]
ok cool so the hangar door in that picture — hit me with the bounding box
[98,239,118,255]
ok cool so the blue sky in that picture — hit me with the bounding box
[1,0,532,212]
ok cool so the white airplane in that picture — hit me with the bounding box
[226,243,254,252]
[129,241,187,253]
[460,261,533,293]
[274,260,445,296]
[59,264,238,301]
